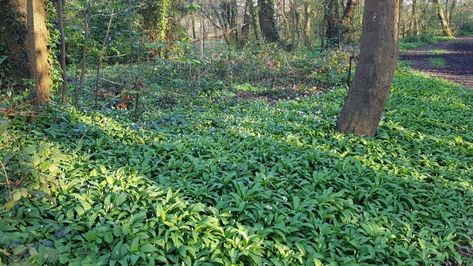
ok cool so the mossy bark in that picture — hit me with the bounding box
[2,0,51,104]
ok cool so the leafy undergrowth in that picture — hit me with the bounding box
[1,67,472,265]
[399,35,455,51]
[80,45,353,110]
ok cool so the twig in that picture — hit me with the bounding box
[0,160,11,195]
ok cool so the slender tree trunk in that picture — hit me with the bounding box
[200,16,205,57]
[324,0,340,47]
[192,13,197,39]
[56,0,67,104]
[432,0,453,36]
[248,0,259,41]
[341,0,357,34]
[303,3,312,47]
[241,0,251,46]
[258,0,280,42]
[94,11,114,109]
[410,0,419,35]
[337,0,400,136]
[158,0,171,57]
[281,0,290,40]
[418,0,431,32]
[290,1,297,47]
[445,0,450,24]
[200,17,206,56]
[23,0,51,105]
[448,0,456,24]
[77,0,91,107]
[226,0,239,45]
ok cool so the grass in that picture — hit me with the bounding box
[430,49,450,55]
[399,35,455,51]
[428,57,447,68]
[1,66,472,265]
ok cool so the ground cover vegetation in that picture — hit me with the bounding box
[1,65,472,265]
[1,0,473,265]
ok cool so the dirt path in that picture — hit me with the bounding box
[400,37,473,88]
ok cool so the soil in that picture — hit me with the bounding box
[400,37,473,88]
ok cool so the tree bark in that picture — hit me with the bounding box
[7,0,52,104]
[337,0,400,136]
[0,0,29,86]
[56,0,67,104]
[258,0,280,42]
[432,0,453,36]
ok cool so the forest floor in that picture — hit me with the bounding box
[1,43,473,264]
[401,37,473,88]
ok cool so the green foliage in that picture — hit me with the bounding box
[84,44,352,109]
[1,66,472,265]
[399,35,454,51]
[428,57,447,68]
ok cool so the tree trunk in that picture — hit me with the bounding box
[249,0,259,40]
[289,1,297,47]
[56,0,67,104]
[192,13,197,39]
[258,0,280,42]
[200,16,205,57]
[432,0,453,36]
[241,0,251,46]
[158,0,171,57]
[5,0,52,104]
[280,0,291,40]
[224,0,239,45]
[324,0,340,47]
[0,0,29,87]
[337,0,400,136]
[341,0,357,34]
[94,11,114,109]
[303,3,312,47]
[77,0,91,107]
[448,0,457,25]
[410,0,419,35]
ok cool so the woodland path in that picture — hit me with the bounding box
[400,37,473,88]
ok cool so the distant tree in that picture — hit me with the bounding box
[302,2,313,47]
[324,0,340,47]
[56,0,68,104]
[409,0,420,35]
[337,0,400,136]
[341,0,358,35]
[432,0,453,36]
[76,0,92,107]
[258,0,280,42]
